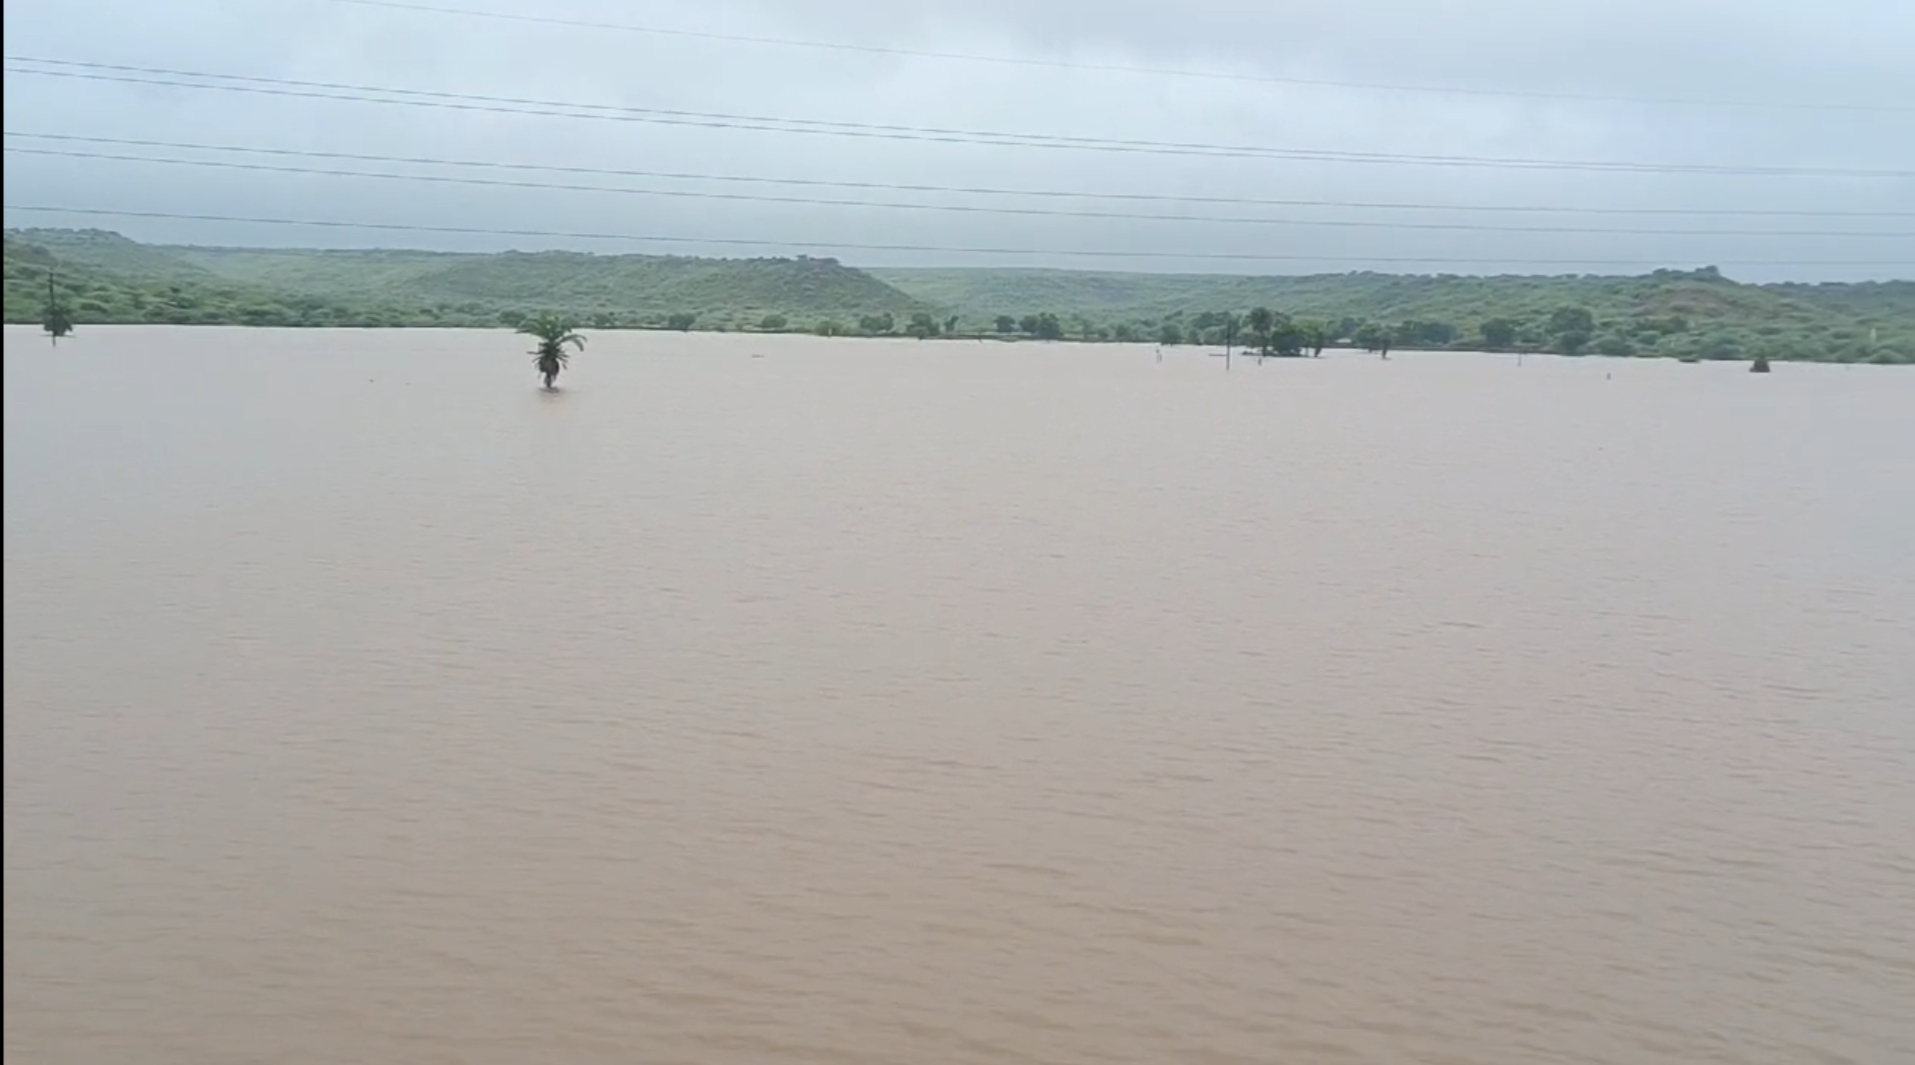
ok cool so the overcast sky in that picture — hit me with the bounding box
[4,0,1912,280]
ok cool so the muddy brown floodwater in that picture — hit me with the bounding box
[6,326,1914,1064]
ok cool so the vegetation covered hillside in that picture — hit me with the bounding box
[6,229,1909,362]
[872,267,1914,363]
[4,232,381,328]
[5,229,925,331]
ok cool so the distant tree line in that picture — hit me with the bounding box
[936,303,1910,365]
[10,232,1909,364]
[7,261,1907,366]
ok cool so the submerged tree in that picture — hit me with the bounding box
[1266,313,1302,358]
[1245,308,1306,361]
[43,271,74,345]
[906,312,940,338]
[1353,322,1383,353]
[1480,318,1519,351]
[1245,307,1275,361]
[1547,305,1595,355]
[519,313,585,389]
[1299,321,1327,357]
[1020,312,1064,340]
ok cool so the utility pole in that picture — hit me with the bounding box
[43,269,74,345]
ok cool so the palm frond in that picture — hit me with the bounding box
[516,313,584,346]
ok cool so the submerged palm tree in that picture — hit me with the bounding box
[519,313,585,388]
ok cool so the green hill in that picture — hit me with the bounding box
[5,230,389,328]
[5,229,927,331]
[6,229,1909,361]
[168,246,925,323]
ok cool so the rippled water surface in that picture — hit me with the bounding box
[6,326,1914,1064]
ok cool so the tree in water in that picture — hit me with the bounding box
[1269,313,1305,358]
[1020,312,1064,340]
[906,312,940,338]
[1300,321,1328,357]
[1480,318,1519,352]
[43,271,74,345]
[1245,307,1275,361]
[519,313,585,389]
[1546,305,1595,355]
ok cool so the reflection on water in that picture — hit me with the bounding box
[6,326,1914,1064]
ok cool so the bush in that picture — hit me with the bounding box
[1020,312,1063,340]
[1595,334,1636,357]
[1698,334,1742,360]
[1397,319,1458,346]
[758,314,788,332]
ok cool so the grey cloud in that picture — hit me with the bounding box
[4,0,1911,280]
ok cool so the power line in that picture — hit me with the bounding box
[10,133,1905,219]
[329,0,1915,116]
[8,58,1909,178]
[7,205,1908,269]
[12,146,1909,239]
